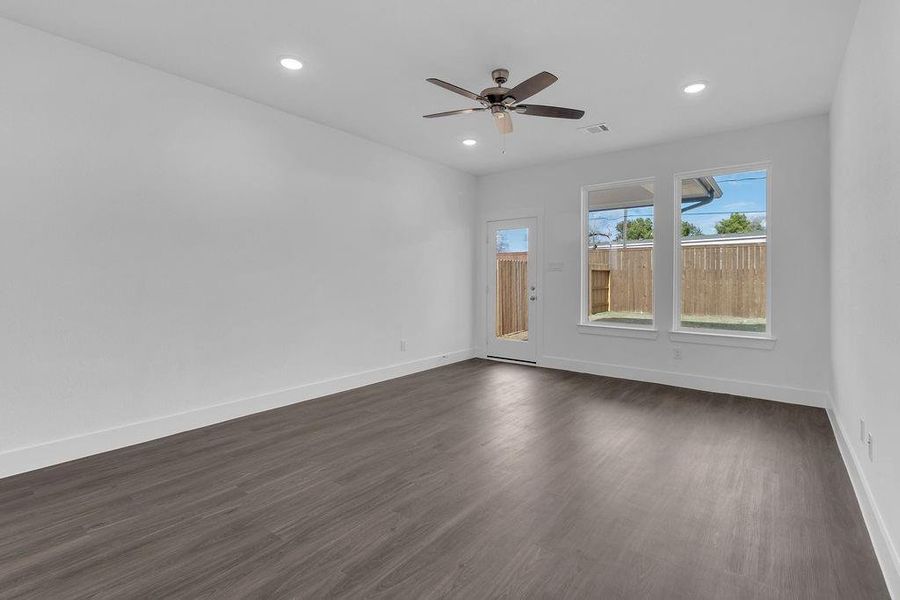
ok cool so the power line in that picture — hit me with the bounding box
[682,210,766,216]
[714,176,767,183]
[592,211,765,220]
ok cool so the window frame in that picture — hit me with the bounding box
[671,162,775,346]
[579,177,658,337]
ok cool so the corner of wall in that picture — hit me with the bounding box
[827,398,900,598]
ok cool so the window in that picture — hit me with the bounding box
[581,179,655,329]
[675,166,770,336]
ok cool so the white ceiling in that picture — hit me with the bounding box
[0,0,860,175]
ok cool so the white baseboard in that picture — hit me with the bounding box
[539,355,829,408]
[827,406,899,599]
[0,348,477,480]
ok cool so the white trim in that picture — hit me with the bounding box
[540,355,828,408]
[827,406,900,598]
[577,324,659,340]
[0,348,477,480]
[481,206,545,223]
[669,330,776,349]
[672,162,773,342]
[596,239,654,250]
[580,177,657,331]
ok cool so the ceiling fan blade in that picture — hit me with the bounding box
[493,111,513,134]
[515,104,585,119]
[422,108,486,118]
[426,78,483,102]
[504,71,558,102]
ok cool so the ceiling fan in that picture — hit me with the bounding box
[423,68,585,134]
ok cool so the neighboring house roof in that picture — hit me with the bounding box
[681,176,724,213]
[682,176,724,201]
[587,176,723,213]
[590,232,766,250]
[681,232,766,246]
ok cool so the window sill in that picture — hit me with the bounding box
[578,323,659,340]
[668,330,776,350]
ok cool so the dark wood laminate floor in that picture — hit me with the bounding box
[0,359,888,599]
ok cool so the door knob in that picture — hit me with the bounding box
[530,295,536,301]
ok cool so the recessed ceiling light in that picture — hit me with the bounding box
[462,139,478,146]
[279,57,303,71]
[683,82,707,94]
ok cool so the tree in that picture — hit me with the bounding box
[714,212,765,234]
[588,228,611,248]
[495,231,509,252]
[681,220,703,237]
[615,217,653,241]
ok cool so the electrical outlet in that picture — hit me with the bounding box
[860,418,866,443]
[400,339,407,352]
[866,433,874,462]
[672,347,682,360]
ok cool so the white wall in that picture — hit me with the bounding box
[0,19,476,477]
[830,0,900,593]
[476,116,832,406]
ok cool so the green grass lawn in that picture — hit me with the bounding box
[590,311,766,332]
[680,314,766,332]
[589,311,653,326]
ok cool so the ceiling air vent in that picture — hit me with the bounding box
[580,123,609,134]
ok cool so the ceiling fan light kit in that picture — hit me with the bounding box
[423,68,585,135]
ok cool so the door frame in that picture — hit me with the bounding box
[484,215,543,364]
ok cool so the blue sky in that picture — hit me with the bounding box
[583,169,767,245]
[496,227,528,252]
[682,170,767,234]
[496,170,767,253]
[588,205,654,245]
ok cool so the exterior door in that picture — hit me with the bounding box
[487,218,538,363]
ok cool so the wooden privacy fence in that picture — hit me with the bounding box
[589,246,653,316]
[495,241,766,337]
[680,241,766,318]
[588,240,766,318]
[495,252,528,337]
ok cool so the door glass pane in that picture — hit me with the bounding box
[495,227,528,341]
